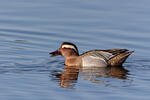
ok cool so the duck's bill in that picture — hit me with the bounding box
[49,50,61,56]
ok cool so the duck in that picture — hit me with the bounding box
[50,42,134,67]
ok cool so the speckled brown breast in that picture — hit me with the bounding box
[65,57,82,66]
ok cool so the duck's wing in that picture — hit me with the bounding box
[108,51,134,67]
[80,50,116,61]
[100,49,128,55]
[80,49,131,64]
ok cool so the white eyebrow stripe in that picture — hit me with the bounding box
[62,45,77,52]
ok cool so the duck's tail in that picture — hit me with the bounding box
[108,51,134,67]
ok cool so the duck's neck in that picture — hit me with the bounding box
[65,56,81,66]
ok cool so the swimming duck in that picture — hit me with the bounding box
[50,42,134,67]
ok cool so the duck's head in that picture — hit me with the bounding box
[50,42,79,58]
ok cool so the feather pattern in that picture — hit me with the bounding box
[80,49,132,67]
[80,50,115,61]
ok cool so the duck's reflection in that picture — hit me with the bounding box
[51,66,129,89]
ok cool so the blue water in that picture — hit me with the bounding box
[0,0,150,100]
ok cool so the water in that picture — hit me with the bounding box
[0,0,150,100]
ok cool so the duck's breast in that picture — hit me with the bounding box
[81,56,108,67]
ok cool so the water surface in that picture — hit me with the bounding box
[0,0,150,100]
